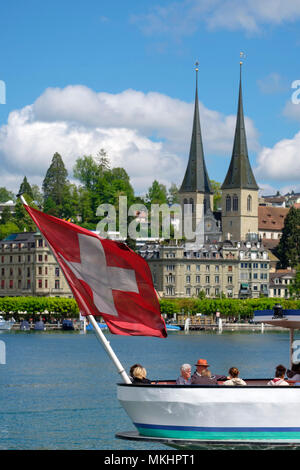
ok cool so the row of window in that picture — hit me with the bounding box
[166,275,231,284]
[0,267,60,277]
[166,287,230,297]
[1,254,49,263]
[225,194,252,212]
[240,263,268,269]
[0,279,61,290]
[0,239,46,251]
[166,265,224,272]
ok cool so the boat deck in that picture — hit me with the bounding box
[122,379,300,387]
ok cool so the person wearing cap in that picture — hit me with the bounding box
[191,359,218,385]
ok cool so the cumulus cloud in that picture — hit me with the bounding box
[257,73,288,95]
[132,0,300,37]
[255,131,300,182]
[0,85,259,194]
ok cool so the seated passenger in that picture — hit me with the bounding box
[191,359,218,385]
[287,363,300,381]
[176,364,192,385]
[129,363,143,382]
[131,366,151,384]
[267,364,289,386]
[223,367,246,386]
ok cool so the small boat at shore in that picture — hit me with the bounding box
[0,315,13,331]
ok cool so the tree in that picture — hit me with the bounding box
[0,206,12,225]
[145,180,168,205]
[289,266,300,299]
[18,176,34,199]
[42,153,69,217]
[168,183,179,204]
[0,187,15,203]
[276,207,300,268]
[210,180,222,211]
[31,184,43,207]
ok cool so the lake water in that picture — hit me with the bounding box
[0,328,298,450]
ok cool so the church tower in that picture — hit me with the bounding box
[179,63,216,241]
[221,58,259,241]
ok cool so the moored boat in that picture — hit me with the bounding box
[0,315,13,331]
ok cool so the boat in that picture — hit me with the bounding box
[86,321,108,331]
[0,315,13,331]
[62,319,74,330]
[166,324,181,331]
[116,305,300,448]
[20,320,30,331]
[34,320,45,331]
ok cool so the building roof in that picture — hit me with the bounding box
[180,69,213,195]
[258,206,289,231]
[221,66,258,191]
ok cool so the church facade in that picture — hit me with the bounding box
[140,64,269,299]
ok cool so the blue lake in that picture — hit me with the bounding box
[0,329,298,450]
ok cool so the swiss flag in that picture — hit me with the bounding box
[24,204,167,338]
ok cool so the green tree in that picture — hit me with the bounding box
[18,176,34,199]
[0,187,15,203]
[145,180,168,205]
[0,221,21,240]
[277,207,300,268]
[42,153,69,217]
[31,184,43,207]
[0,206,12,225]
[289,266,300,299]
[210,180,222,211]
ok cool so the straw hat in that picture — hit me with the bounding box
[195,359,209,367]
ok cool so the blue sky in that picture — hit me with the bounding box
[1,0,300,196]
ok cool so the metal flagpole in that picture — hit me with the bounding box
[88,315,131,384]
[18,194,132,385]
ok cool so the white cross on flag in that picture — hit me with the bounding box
[24,205,167,338]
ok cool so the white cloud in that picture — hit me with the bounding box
[255,130,300,181]
[132,0,300,37]
[0,85,259,194]
[257,73,288,94]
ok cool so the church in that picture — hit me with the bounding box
[139,62,270,299]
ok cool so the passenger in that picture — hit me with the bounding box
[191,359,218,385]
[286,363,300,381]
[129,363,143,382]
[223,367,247,386]
[131,366,151,384]
[176,364,192,385]
[267,364,289,386]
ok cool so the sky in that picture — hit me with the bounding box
[1,0,300,197]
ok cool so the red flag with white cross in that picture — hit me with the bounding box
[24,204,167,338]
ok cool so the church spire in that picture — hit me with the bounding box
[221,56,258,191]
[180,62,213,194]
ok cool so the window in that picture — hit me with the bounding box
[215,265,219,272]
[226,195,231,212]
[215,275,220,284]
[196,265,200,272]
[247,195,252,212]
[38,239,43,247]
[166,265,175,271]
[9,256,12,263]
[27,255,31,262]
[27,279,31,289]
[9,280,13,289]
[186,288,191,296]
[215,287,220,296]
[228,276,233,284]
[38,254,43,262]
[196,275,200,283]
[186,265,191,271]
[1,268,4,276]
[45,255,48,262]
[1,280,4,289]
[253,273,258,279]
[45,267,48,275]
[233,194,238,211]
[18,280,21,289]
[186,275,191,283]
[228,265,232,272]
[206,265,210,272]
[18,255,21,262]
[45,280,48,289]
[166,286,174,296]
[205,275,210,284]
[27,268,30,278]
[38,279,42,289]
[55,267,60,277]
[205,288,210,296]
[38,267,42,275]
[55,280,60,289]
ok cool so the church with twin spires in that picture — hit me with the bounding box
[178,61,259,243]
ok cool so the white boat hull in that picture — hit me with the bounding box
[118,383,300,442]
[0,321,13,330]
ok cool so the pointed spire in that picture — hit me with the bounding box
[180,62,213,195]
[221,57,258,191]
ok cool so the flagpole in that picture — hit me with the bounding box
[88,315,131,384]
[19,194,131,385]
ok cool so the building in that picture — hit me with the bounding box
[269,269,295,299]
[258,205,289,248]
[221,64,259,242]
[178,65,221,244]
[0,232,72,297]
[140,239,269,299]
